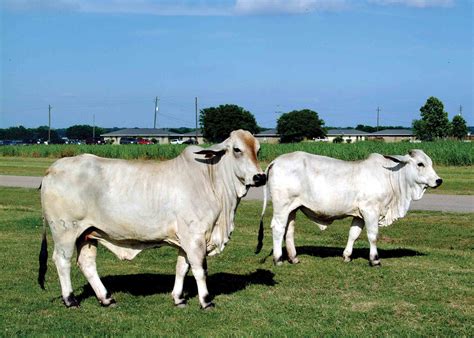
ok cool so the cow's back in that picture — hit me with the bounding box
[41,153,220,242]
[268,151,392,218]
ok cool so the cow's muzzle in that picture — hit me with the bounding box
[434,178,443,188]
[253,173,267,187]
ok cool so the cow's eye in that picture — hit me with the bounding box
[418,162,425,167]
[233,147,241,153]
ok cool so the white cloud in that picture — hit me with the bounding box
[368,0,454,8]
[233,0,349,15]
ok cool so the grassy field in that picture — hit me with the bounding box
[1,140,473,165]
[0,187,472,335]
[0,156,472,195]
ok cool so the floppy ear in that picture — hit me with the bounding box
[384,154,411,164]
[194,143,227,159]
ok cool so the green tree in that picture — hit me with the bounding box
[450,115,468,140]
[199,104,260,143]
[35,126,61,143]
[277,109,326,143]
[66,125,104,140]
[412,96,450,141]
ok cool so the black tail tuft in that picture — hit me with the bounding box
[38,231,48,290]
[255,219,264,254]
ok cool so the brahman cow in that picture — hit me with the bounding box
[256,149,442,266]
[38,129,266,309]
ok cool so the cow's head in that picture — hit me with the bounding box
[195,129,266,187]
[384,149,442,200]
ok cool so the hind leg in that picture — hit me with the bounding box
[52,235,79,307]
[77,239,115,307]
[272,203,296,266]
[285,210,299,264]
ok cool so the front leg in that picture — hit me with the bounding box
[362,211,381,267]
[343,217,364,262]
[171,249,189,307]
[183,235,213,309]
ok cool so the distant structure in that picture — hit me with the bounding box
[101,127,421,144]
[101,128,204,145]
[367,129,414,142]
[326,129,370,143]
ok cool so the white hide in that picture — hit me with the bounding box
[264,149,441,265]
[41,129,264,308]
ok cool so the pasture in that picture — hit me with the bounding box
[0,140,473,165]
[0,187,472,335]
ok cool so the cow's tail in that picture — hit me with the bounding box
[255,162,273,254]
[38,217,48,290]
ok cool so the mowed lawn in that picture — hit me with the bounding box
[0,187,472,335]
[0,156,473,195]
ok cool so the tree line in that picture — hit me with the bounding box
[199,97,468,143]
[1,96,469,144]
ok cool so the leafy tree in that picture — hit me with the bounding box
[199,104,259,143]
[450,115,468,140]
[412,96,450,141]
[35,126,61,143]
[66,124,104,140]
[169,127,194,134]
[277,109,325,143]
[355,124,408,133]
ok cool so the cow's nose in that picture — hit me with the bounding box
[435,178,443,187]
[253,173,267,187]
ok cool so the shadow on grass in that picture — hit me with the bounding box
[77,268,275,303]
[296,245,425,260]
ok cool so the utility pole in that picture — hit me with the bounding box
[459,105,463,116]
[48,105,52,144]
[195,97,198,143]
[92,114,96,139]
[376,106,381,131]
[154,97,159,129]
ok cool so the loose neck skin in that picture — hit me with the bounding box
[383,163,417,226]
[204,153,249,255]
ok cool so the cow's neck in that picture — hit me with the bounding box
[382,164,413,226]
[206,156,248,256]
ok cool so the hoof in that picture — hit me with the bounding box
[289,257,300,264]
[343,256,351,263]
[273,257,284,266]
[369,260,381,267]
[175,300,187,308]
[202,302,215,310]
[64,294,80,308]
[100,298,117,307]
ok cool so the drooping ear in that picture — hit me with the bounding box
[384,154,411,164]
[194,143,228,159]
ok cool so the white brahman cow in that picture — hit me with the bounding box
[38,130,266,309]
[256,149,442,266]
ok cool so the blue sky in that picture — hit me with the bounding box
[1,0,472,129]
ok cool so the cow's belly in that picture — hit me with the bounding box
[84,208,179,243]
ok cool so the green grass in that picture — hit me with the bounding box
[0,187,472,335]
[0,157,56,176]
[1,156,472,195]
[1,140,473,165]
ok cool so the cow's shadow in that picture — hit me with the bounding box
[295,245,424,260]
[77,268,275,302]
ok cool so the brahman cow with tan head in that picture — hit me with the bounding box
[39,129,265,309]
